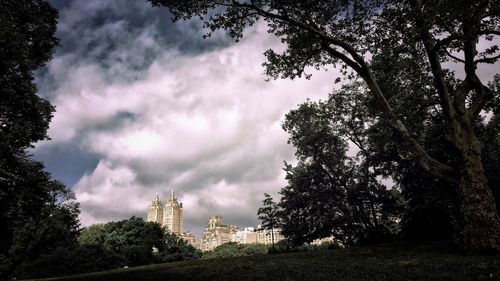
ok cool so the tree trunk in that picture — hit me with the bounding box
[454,126,500,250]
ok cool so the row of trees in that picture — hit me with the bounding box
[152,0,500,250]
[16,217,201,279]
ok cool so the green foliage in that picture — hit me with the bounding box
[156,230,202,262]
[0,0,81,279]
[280,96,402,246]
[79,217,165,266]
[17,217,201,279]
[202,242,268,259]
[1,155,80,279]
[0,0,58,154]
[15,244,124,279]
[79,217,201,265]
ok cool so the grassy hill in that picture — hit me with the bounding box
[29,243,500,281]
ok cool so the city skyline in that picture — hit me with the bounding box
[146,192,285,247]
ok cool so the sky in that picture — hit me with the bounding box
[33,0,337,237]
[33,0,499,238]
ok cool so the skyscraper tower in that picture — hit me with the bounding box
[163,190,183,235]
[147,194,163,225]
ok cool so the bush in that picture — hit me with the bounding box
[202,242,268,259]
[15,244,124,279]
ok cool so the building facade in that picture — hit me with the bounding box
[255,228,285,245]
[231,227,257,244]
[163,190,183,235]
[146,191,183,235]
[180,231,196,245]
[147,194,163,225]
[199,215,238,251]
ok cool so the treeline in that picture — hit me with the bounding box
[15,217,201,279]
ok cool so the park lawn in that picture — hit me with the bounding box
[28,243,500,281]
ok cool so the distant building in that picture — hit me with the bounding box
[146,191,183,235]
[311,236,337,245]
[199,215,238,251]
[255,228,285,245]
[231,227,257,244]
[163,190,183,235]
[147,194,163,225]
[180,231,196,245]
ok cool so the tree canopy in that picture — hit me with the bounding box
[0,1,81,279]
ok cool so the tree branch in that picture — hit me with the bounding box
[445,49,466,63]
[219,0,457,182]
[410,0,455,124]
[475,53,500,64]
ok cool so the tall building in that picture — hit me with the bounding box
[163,190,183,235]
[199,215,238,251]
[147,194,163,225]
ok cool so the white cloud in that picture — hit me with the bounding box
[37,11,339,236]
[38,1,500,238]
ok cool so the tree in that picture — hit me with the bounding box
[79,217,165,266]
[0,0,58,155]
[149,0,500,250]
[280,99,401,246]
[158,230,202,262]
[3,160,81,280]
[0,0,73,278]
[257,193,281,249]
[17,217,202,279]
[79,217,201,266]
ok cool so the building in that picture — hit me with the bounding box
[146,191,183,235]
[311,236,337,245]
[199,215,238,251]
[180,231,196,245]
[255,228,285,245]
[231,227,257,244]
[163,190,183,235]
[147,194,163,225]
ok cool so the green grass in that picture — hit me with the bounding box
[28,243,500,281]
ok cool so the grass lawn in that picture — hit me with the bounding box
[28,243,500,281]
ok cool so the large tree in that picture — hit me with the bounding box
[0,0,81,279]
[280,98,401,246]
[149,0,500,250]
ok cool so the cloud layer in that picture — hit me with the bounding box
[36,0,498,237]
[35,0,335,236]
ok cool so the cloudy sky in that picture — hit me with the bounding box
[33,0,337,236]
[33,1,499,237]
